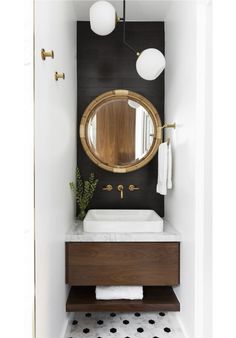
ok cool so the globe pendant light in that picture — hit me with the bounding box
[90,1,116,36]
[136,48,166,81]
[89,0,166,80]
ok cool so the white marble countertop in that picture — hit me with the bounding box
[65,221,181,242]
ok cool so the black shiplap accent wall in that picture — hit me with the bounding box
[77,21,164,216]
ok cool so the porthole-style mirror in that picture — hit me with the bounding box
[80,90,162,173]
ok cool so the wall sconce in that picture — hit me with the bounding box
[89,0,166,81]
[41,49,54,60]
[55,72,65,81]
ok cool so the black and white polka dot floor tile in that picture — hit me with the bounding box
[68,312,185,338]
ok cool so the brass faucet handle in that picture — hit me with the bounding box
[102,184,113,191]
[129,184,140,192]
[117,184,124,199]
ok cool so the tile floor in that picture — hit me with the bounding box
[67,312,185,338]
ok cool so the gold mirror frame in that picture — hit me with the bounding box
[80,89,163,173]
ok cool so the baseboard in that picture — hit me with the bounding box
[61,312,74,338]
[175,313,189,338]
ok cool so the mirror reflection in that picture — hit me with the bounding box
[87,98,155,166]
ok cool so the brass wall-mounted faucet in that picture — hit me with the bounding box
[129,184,140,191]
[102,184,113,191]
[117,185,124,199]
[103,184,139,198]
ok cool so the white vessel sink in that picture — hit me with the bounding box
[83,209,163,233]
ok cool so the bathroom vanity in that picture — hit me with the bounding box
[65,221,180,312]
[65,56,180,313]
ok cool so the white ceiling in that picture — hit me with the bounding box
[36,0,208,21]
[72,1,174,21]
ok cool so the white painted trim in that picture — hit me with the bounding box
[61,312,74,338]
[194,3,207,338]
[194,2,212,338]
[176,313,189,338]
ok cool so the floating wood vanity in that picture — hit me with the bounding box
[65,222,180,312]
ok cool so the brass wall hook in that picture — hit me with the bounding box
[41,49,54,60]
[55,72,65,81]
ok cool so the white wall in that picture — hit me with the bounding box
[35,1,77,337]
[164,2,211,338]
[165,3,197,336]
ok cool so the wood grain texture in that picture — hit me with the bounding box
[77,22,165,215]
[66,242,180,286]
[96,99,136,165]
[66,286,180,312]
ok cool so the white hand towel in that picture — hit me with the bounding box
[156,142,168,195]
[95,286,143,300]
[167,142,172,189]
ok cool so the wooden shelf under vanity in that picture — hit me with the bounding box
[66,286,180,312]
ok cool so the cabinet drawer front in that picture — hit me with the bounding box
[66,242,180,286]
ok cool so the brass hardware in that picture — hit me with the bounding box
[102,184,113,192]
[160,123,176,130]
[117,185,124,199]
[129,184,140,192]
[116,14,121,22]
[41,49,54,60]
[55,72,65,81]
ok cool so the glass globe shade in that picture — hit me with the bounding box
[136,48,166,81]
[90,1,116,36]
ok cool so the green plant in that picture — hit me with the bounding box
[69,168,98,220]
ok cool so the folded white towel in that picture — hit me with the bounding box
[156,141,173,195]
[167,142,172,189]
[156,142,168,195]
[95,286,143,300]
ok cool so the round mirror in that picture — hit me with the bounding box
[80,90,162,173]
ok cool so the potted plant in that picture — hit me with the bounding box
[69,168,98,221]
